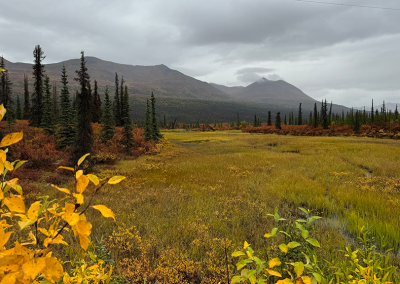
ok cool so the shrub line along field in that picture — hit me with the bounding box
[39,130,400,283]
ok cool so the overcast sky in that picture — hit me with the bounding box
[1,0,399,107]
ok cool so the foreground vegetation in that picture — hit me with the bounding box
[48,130,400,283]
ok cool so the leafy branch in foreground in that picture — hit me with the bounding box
[0,104,126,283]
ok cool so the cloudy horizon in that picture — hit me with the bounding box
[1,0,399,108]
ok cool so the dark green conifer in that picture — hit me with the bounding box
[267,111,272,126]
[121,86,134,153]
[313,103,318,127]
[73,51,93,165]
[275,112,281,130]
[144,99,152,141]
[16,95,22,120]
[6,101,14,127]
[92,80,102,122]
[0,57,5,105]
[371,99,374,123]
[150,92,162,140]
[58,65,75,148]
[100,86,114,142]
[298,103,302,125]
[52,82,59,122]
[30,45,45,127]
[41,76,55,135]
[23,74,30,120]
[113,73,122,127]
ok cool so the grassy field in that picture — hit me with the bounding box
[43,130,400,282]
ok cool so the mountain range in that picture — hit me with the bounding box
[4,56,349,123]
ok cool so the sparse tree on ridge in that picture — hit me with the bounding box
[23,74,30,120]
[30,45,46,127]
[73,51,93,165]
[58,65,75,148]
[100,86,114,143]
[41,76,55,135]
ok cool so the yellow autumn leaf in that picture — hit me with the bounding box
[77,153,90,166]
[266,269,282,277]
[87,174,99,186]
[62,203,79,226]
[0,131,23,148]
[269,257,281,268]
[302,276,312,284]
[74,220,92,236]
[108,175,126,185]
[73,193,84,204]
[58,166,75,172]
[279,243,288,254]
[92,205,115,220]
[18,218,37,230]
[42,257,64,282]
[276,278,294,284]
[43,235,68,247]
[0,162,4,176]
[0,104,6,121]
[0,231,12,247]
[4,161,13,171]
[294,262,304,278]
[27,201,40,220]
[76,174,89,193]
[0,150,6,163]
[4,196,25,213]
[76,170,83,179]
[79,234,90,250]
[51,184,71,195]
[21,257,46,280]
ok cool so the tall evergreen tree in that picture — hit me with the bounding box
[267,111,272,126]
[30,45,45,127]
[121,86,134,153]
[73,51,93,165]
[371,99,374,123]
[6,101,14,127]
[284,114,287,125]
[16,95,22,120]
[58,65,75,148]
[40,76,55,134]
[100,86,114,142]
[322,100,328,129]
[275,112,281,130]
[150,92,162,140]
[395,104,399,121]
[3,70,12,111]
[313,103,318,128]
[298,103,302,125]
[23,74,30,120]
[113,72,122,127]
[144,99,152,141]
[52,82,59,122]
[92,80,102,123]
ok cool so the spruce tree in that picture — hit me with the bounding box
[100,86,114,142]
[73,51,93,165]
[313,103,318,128]
[30,45,46,127]
[284,114,287,125]
[52,82,59,122]
[275,112,281,130]
[144,99,152,141]
[150,92,162,140]
[16,95,22,120]
[113,73,122,127]
[92,80,102,122]
[267,111,272,126]
[298,103,302,125]
[58,65,75,148]
[121,86,134,153]
[322,99,328,129]
[395,104,399,121]
[40,76,55,135]
[6,101,14,127]
[0,57,5,105]
[4,70,12,111]
[23,74,30,120]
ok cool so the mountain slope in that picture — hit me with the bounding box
[4,57,229,100]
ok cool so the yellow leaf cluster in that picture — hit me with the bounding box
[0,107,125,283]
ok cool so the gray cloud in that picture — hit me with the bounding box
[1,0,400,107]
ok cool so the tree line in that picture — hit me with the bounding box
[0,45,162,164]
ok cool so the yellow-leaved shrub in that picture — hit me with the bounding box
[0,104,125,283]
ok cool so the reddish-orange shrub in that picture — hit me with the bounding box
[243,124,354,136]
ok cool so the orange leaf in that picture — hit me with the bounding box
[76,170,83,179]
[21,257,46,280]
[76,175,89,194]
[266,269,282,277]
[79,234,90,250]
[51,184,71,195]
[42,257,64,282]
[0,131,23,148]
[73,193,84,204]
[75,220,92,236]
